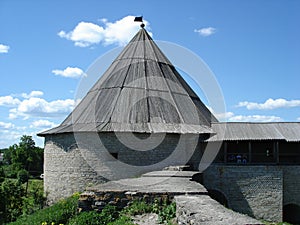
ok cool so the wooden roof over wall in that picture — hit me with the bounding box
[207,122,300,142]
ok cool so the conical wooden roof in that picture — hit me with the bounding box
[39,28,217,136]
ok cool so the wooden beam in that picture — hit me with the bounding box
[248,141,252,163]
[224,142,227,163]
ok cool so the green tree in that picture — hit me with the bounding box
[17,169,29,184]
[0,167,5,183]
[12,135,35,171]
[5,135,44,177]
[3,145,16,165]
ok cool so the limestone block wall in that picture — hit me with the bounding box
[203,165,283,222]
[44,132,201,203]
[44,133,107,204]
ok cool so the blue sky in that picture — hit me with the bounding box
[0,0,299,147]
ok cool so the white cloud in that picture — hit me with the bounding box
[208,106,283,122]
[207,106,234,121]
[0,130,23,147]
[297,117,300,121]
[9,97,76,119]
[58,22,104,47]
[228,115,282,122]
[237,98,300,110]
[0,121,14,129]
[0,44,9,53]
[30,120,57,129]
[0,95,21,107]
[194,27,216,36]
[21,90,44,99]
[58,15,151,47]
[214,111,234,121]
[52,67,86,78]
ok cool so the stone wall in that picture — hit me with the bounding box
[44,133,107,204]
[203,165,283,222]
[78,190,173,212]
[44,132,201,203]
[282,166,300,206]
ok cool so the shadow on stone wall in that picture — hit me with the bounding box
[283,204,300,224]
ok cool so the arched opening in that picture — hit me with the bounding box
[283,204,300,224]
[207,189,228,207]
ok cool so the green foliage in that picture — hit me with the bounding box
[122,199,176,224]
[123,200,153,216]
[0,135,45,224]
[8,194,79,225]
[158,202,176,224]
[6,196,177,225]
[99,205,119,224]
[68,205,118,225]
[3,135,43,178]
[21,180,45,215]
[67,211,104,225]
[3,145,16,165]
[0,167,5,183]
[0,179,25,223]
[264,223,293,225]
[17,169,29,184]
[2,164,18,178]
[0,179,45,224]
[108,215,134,225]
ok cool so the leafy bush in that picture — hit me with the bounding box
[122,199,176,224]
[158,202,176,223]
[0,179,25,223]
[0,167,5,183]
[68,205,119,225]
[68,211,103,225]
[108,215,134,225]
[7,195,177,225]
[17,169,29,184]
[21,180,45,215]
[8,194,79,225]
[2,164,19,178]
[123,200,152,216]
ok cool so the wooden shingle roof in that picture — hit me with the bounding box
[207,122,300,142]
[38,28,217,136]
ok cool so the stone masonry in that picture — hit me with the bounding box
[44,132,201,203]
[203,165,283,222]
[77,171,262,225]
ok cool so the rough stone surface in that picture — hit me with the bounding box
[88,171,206,193]
[131,213,160,225]
[78,171,206,212]
[175,195,262,225]
[79,170,264,225]
[203,165,283,222]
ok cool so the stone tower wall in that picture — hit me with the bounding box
[44,132,201,203]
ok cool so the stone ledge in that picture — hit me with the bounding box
[175,195,262,225]
[79,170,207,212]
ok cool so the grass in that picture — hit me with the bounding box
[8,193,79,225]
[263,223,293,225]
[9,192,290,225]
[8,195,177,225]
